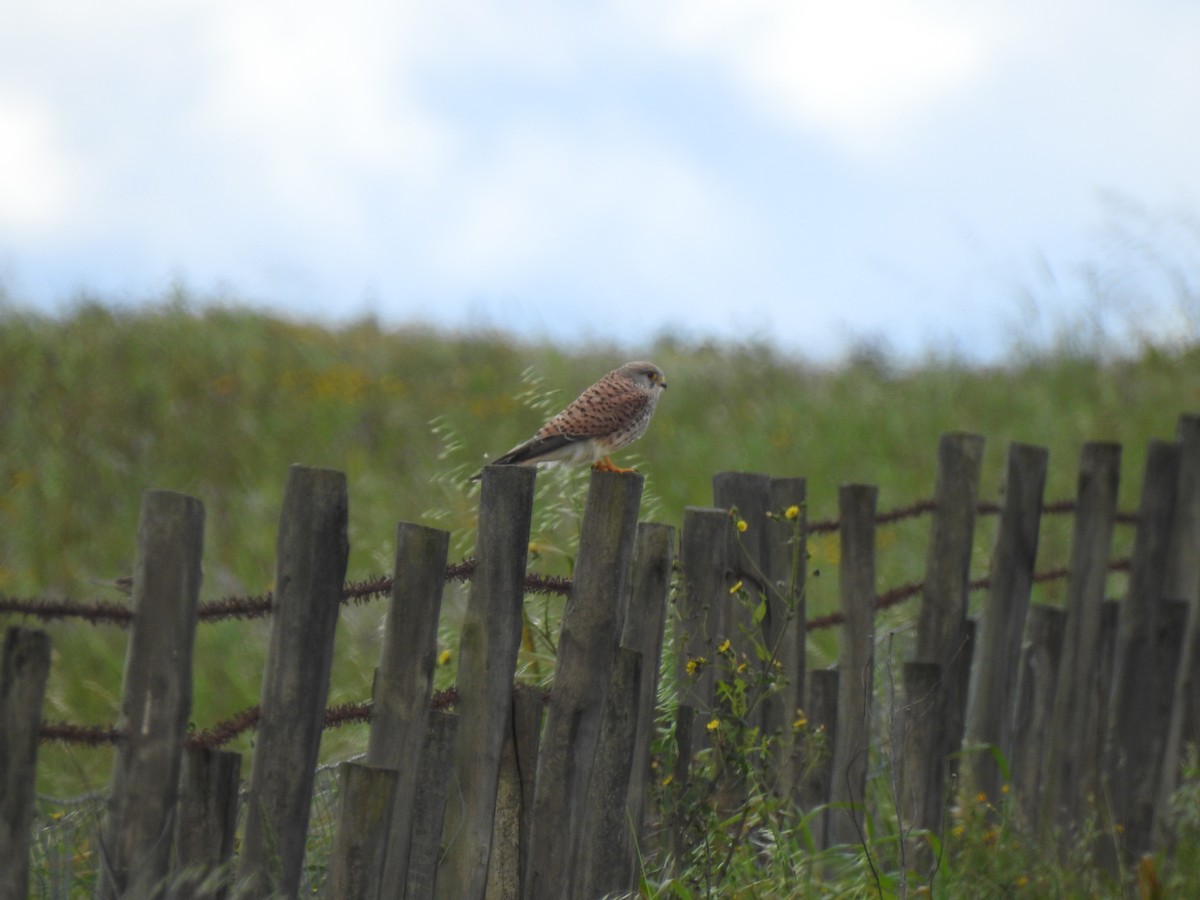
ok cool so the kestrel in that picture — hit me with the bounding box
[475,361,667,478]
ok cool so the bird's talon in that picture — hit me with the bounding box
[592,456,638,475]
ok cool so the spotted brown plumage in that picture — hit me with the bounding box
[474,361,667,479]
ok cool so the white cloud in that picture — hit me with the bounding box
[0,93,78,236]
[620,0,993,156]
[428,122,760,302]
[3,1,1200,362]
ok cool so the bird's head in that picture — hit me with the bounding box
[620,361,668,392]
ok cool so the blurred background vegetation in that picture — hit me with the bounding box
[2,294,1198,799]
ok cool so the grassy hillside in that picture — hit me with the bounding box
[2,298,1199,803]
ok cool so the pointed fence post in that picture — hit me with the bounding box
[368,522,450,891]
[1,627,52,900]
[237,466,349,898]
[435,465,536,900]
[1041,442,1121,832]
[96,490,205,900]
[827,484,878,846]
[525,469,643,900]
[1105,440,1180,860]
[963,443,1048,803]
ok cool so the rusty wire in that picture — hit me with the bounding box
[1,495,1137,627]
[14,494,1144,747]
[39,684,555,750]
[35,553,1136,747]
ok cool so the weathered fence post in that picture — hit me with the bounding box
[964,442,1048,803]
[903,432,984,838]
[827,484,878,846]
[713,471,772,722]
[711,474,806,763]
[675,508,732,754]
[802,668,839,849]
[435,465,536,900]
[899,660,941,871]
[1154,414,1200,845]
[620,522,676,878]
[368,522,450,892]
[575,647,644,899]
[328,763,400,900]
[237,466,349,898]
[408,709,460,899]
[1105,440,1180,860]
[485,685,543,900]
[1011,605,1066,823]
[174,747,241,900]
[525,469,643,900]
[0,627,52,900]
[1040,442,1121,833]
[96,490,205,900]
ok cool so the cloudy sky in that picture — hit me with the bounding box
[3,1,1199,361]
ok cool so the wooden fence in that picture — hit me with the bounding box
[2,413,1200,898]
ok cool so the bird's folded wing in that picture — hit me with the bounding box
[491,431,580,466]
[536,390,650,439]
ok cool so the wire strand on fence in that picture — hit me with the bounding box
[0,496,1135,628]
[13,493,1141,747]
[37,685,554,751]
[1,561,576,626]
[34,551,1135,748]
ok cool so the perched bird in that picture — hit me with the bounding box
[475,361,667,479]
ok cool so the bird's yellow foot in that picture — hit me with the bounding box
[592,456,638,475]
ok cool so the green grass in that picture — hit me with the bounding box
[3,294,1199,893]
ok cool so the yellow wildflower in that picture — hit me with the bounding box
[729,580,743,594]
[437,649,453,666]
[706,718,720,732]
[785,505,800,520]
[736,519,748,533]
[793,709,808,729]
[662,773,674,786]
[717,638,732,654]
